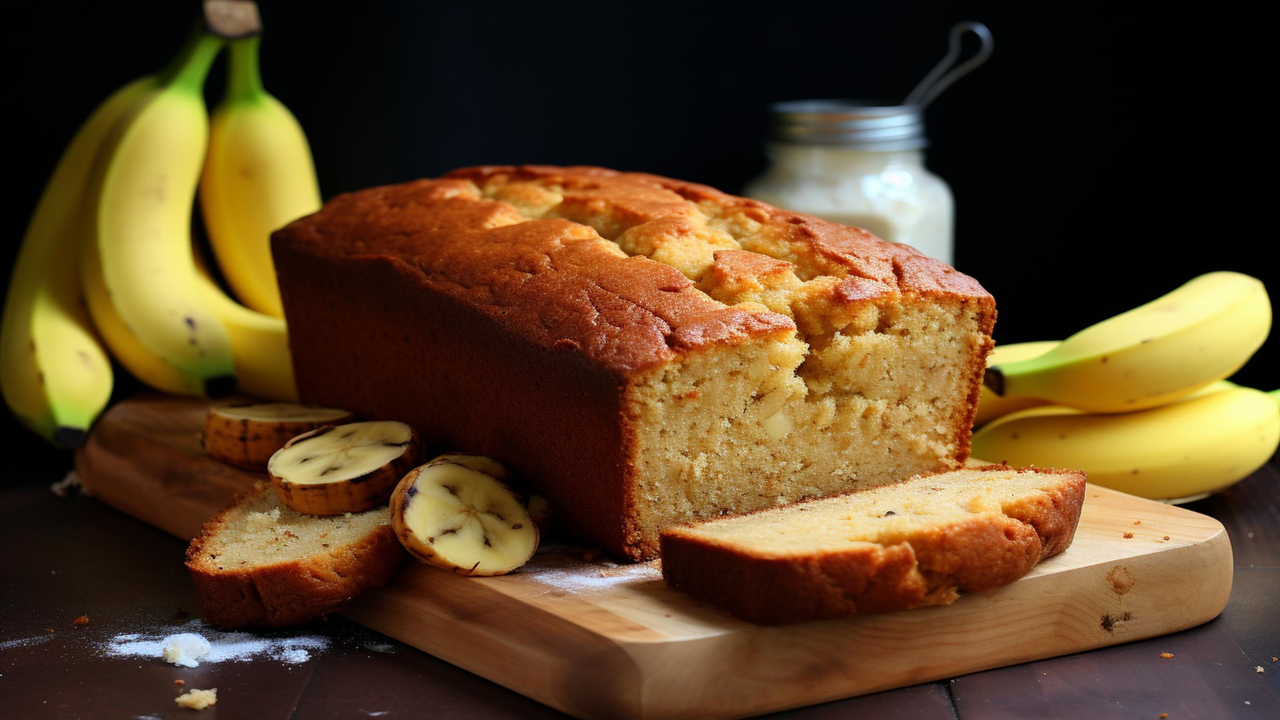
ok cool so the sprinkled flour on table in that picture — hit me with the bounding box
[50,471,88,498]
[520,556,663,594]
[0,634,53,652]
[103,620,327,666]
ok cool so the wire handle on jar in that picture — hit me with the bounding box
[905,21,994,108]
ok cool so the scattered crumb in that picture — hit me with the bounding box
[1160,652,1175,659]
[175,688,217,710]
[1159,714,1167,718]
[1123,532,1134,539]
[73,615,89,627]
[1134,520,1141,525]
[43,628,55,634]
[162,634,212,668]
[1163,536,1170,541]
[174,679,185,686]
[1272,657,1277,663]
[1257,666,1265,673]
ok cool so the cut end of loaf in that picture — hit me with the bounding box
[624,295,991,558]
[660,466,1086,623]
[458,170,994,560]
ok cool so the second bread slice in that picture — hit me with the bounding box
[660,466,1086,624]
[186,482,405,626]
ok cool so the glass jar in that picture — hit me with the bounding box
[744,101,955,264]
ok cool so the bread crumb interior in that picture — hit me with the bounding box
[677,469,1069,556]
[200,489,390,569]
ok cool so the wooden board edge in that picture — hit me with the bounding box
[610,523,1235,720]
[346,517,1233,720]
[344,579,650,719]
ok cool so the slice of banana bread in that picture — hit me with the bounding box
[186,482,404,626]
[273,165,995,560]
[660,466,1086,624]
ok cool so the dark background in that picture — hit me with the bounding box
[4,1,1274,477]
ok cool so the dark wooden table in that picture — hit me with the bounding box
[3,459,1277,719]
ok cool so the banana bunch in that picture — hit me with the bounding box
[1,2,317,447]
[984,272,1271,413]
[975,272,1277,501]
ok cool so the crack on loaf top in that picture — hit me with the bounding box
[273,167,992,379]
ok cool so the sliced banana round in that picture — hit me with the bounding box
[390,455,538,576]
[203,402,354,471]
[268,421,420,515]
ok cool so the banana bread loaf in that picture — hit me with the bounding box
[660,466,1086,623]
[273,165,995,560]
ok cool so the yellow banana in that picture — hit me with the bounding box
[972,340,1059,427]
[83,30,237,398]
[200,34,321,318]
[82,244,196,396]
[192,258,297,401]
[971,384,1280,501]
[985,272,1271,413]
[0,83,150,447]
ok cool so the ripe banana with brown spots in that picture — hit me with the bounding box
[268,421,419,514]
[390,454,539,576]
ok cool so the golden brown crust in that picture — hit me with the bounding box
[658,466,1086,624]
[447,166,991,302]
[184,483,405,627]
[275,165,991,377]
[274,176,795,376]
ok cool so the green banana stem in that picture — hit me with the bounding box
[161,26,225,92]
[226,36,266,102]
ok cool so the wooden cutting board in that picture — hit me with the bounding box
[76,393,1234,720]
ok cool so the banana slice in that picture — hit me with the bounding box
[390,455,539,576]
[203,402,354,470]
[268,421,420,515]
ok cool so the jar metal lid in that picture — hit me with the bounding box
[769,101,927,151]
